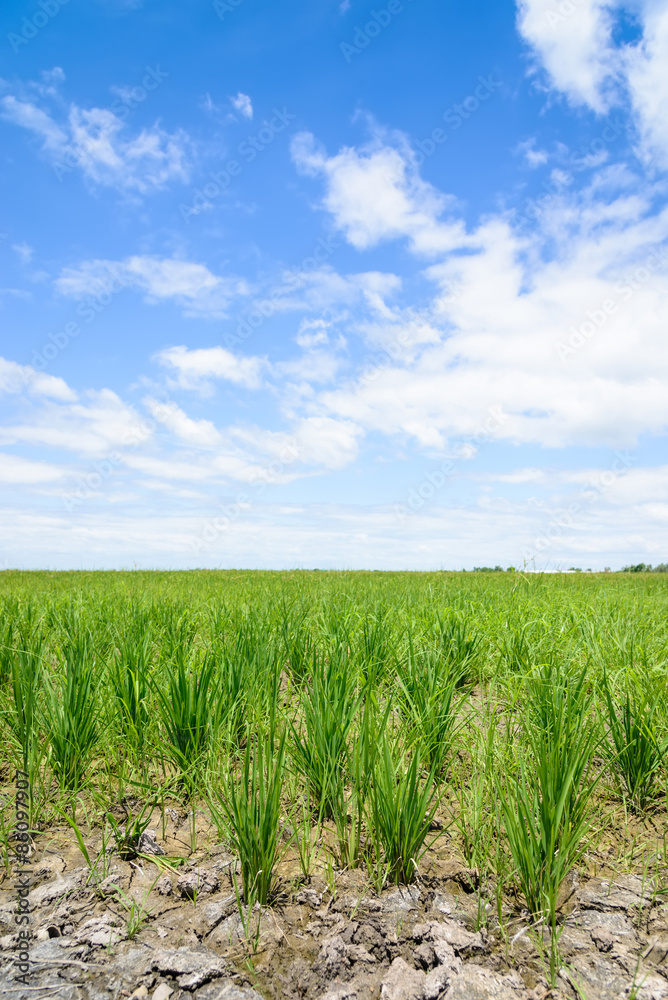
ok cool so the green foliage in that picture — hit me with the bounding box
[9,633,44,779]
[291,653,361,819]
[601,672,666,811]
[367,738,439,886]
[43,634,100,792]
[153,648,220,793]
[105,798,156,860]
[396,636,467,774]
[111,627,153,760]
[0,566,667,933]
[219,729,287,907]
[497,664,600,982]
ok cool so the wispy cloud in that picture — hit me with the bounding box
[55,256,249,319]
[0,71,190,193]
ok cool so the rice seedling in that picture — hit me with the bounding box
[9,633,44,781]
[451,715,498,874]
[497,618,538,675]
[600,671,666,811]
[111,878,160,939]
[153,647,220,794]
[329,698,390,869]
[0,610,17,684]
[105,797,157,860]
[281,608,316,686]
[218,728,287,907]
[290,782,323,879]
[396,635,468,774]
[497,664,601,983]
[366,736,440,886]
[43,634,100,794]
[291,653,361,819]
[432,609,481,684]
[354,604,395,687]
[110,627,153,763]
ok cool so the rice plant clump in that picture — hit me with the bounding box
[367,737,439,886]
[497,664,600,979]
[219,729,287,907]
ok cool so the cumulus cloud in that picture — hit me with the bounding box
[517,0,668,166]
[291,130,469,255]
[229,415,361,470]
[286,121,668,452]
[517,0,618,111]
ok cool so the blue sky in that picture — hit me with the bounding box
[1,0,667,570]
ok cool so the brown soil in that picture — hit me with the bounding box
[2,803,668,1000]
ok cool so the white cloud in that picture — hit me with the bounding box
[145,397,222,447]
[291,131,469,256]
[1,486,667,571]
[56,256,249,319]
[296,319,330,348]
[517,0,668,166]
[517,0,618,112]
[0,452,67,484]
[625,1,668,168]
[0,95,67,151]
[0,84,191,193]
[0,389,147,457]
[291,416,361,469]
[0,357,76,402]
[231,92,253,119]
[156,345,265,390]
[263,266,402,320]
[122,453,219,482]
[224,415,361,472]
[305,161,668,451]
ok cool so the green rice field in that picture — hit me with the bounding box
[2,568,668,991]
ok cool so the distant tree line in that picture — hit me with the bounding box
[620,563,668,573]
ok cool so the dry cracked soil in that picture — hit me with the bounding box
[2,809,668,1000]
